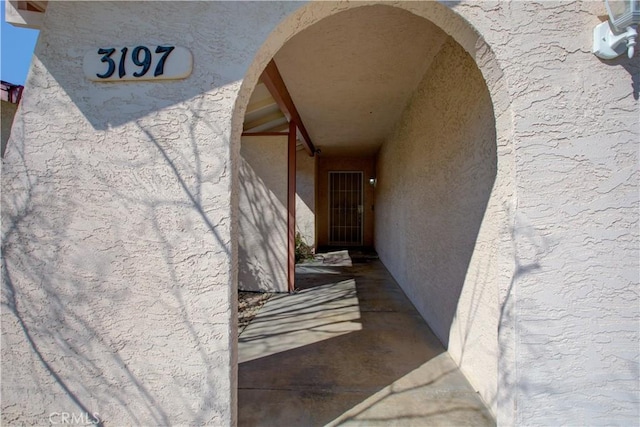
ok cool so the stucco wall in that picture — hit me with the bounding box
[375,36,500,413]
[239,136,288,292]
[0,1,301,425]
[1,1,638,426]
[1,100,18,157]
[475,2,639,424]
[370,1,638,423]
[296,149,316,248]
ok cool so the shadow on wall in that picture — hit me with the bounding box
[1,1,313,422]
[295,152,316,248]
[598,56,640,100]
[375,36,497,347]
[1,97,232,425]
[296,155,315,213]
[238,136,288,293]
[624,60,640,100]
[625,60,640,100]
[498,211,639,424]
[372,35,503,414]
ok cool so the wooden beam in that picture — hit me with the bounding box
[25,1,46,12]
[261,60,316,157]
[287,121,297,293]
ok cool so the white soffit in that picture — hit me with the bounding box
[5,0,47,29]
[243,82,288,133]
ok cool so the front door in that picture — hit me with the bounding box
[328,171,363,246]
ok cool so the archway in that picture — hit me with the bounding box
[232,2,515,424]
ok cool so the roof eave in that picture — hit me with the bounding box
[5,0,46,29]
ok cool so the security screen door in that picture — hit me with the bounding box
[328,171,363,246]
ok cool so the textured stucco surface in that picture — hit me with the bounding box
[0,1,301,425]
[375,35,500,413]
[296,150,316,248]
[480,2,639,424]
[239,136,288,293]
[1,1,638,426]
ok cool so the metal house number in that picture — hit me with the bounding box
[83,45,192,82]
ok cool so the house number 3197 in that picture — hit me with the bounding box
[97,45,175,79]
[83,45,192,82]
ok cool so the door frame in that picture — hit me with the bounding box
[327,170,364,246]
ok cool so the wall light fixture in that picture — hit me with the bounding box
[593,0,640,59]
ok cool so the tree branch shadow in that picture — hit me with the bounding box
[1,96,233,425]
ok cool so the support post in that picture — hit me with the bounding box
[287,121,296,293]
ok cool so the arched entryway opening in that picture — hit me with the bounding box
[232,2,515,425]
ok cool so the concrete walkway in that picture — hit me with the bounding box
[238,251,495,426]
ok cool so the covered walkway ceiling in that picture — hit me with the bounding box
[243,82,288,134]
[244,5,449,157]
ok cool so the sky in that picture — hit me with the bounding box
[1,1,39,85]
